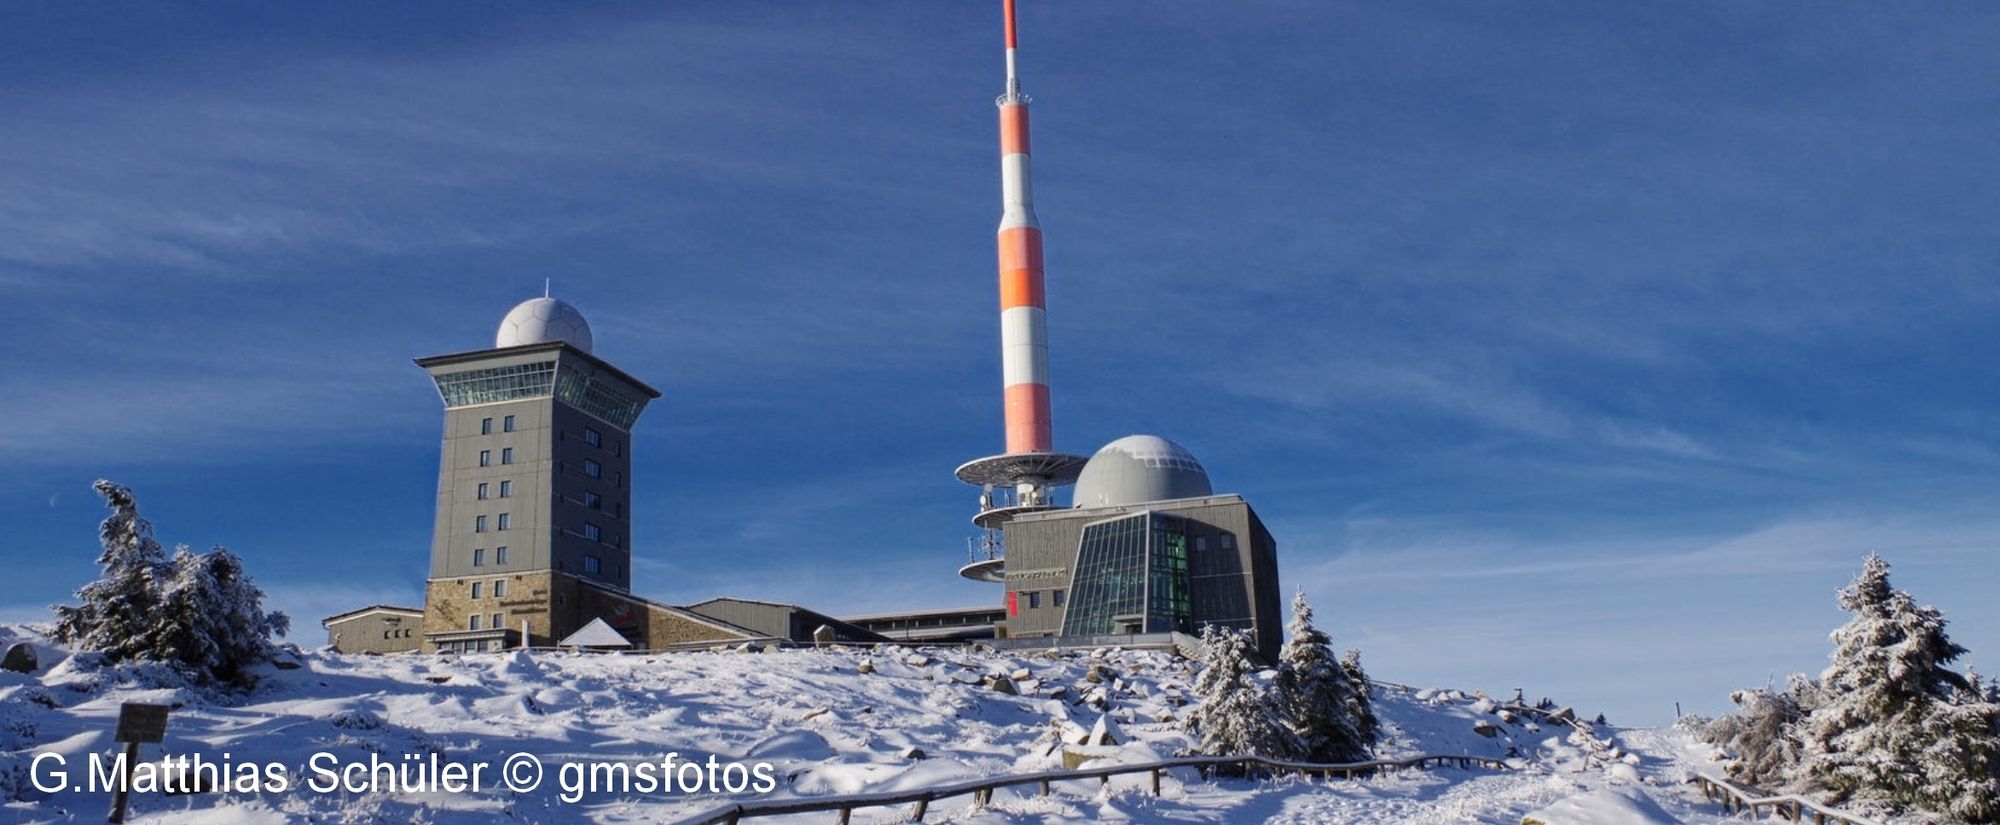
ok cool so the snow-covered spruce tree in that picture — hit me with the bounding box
[1183,624,1302,761]
[154,546,291,684]
[1339,648,1380,747]
[50,481,173,662]
[50,481,289,686]
[1273,592,1371,762]
[1795,554,2000,820]
[1703,675,1814,787]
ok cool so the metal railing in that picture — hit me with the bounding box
[662,752,1509,825]
[1688,773,1883,825]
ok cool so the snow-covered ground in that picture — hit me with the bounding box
[0,624,1757,824]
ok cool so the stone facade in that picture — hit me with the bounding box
[421,571,755,652]
[323,606,425,655]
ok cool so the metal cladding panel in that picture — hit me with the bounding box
[1000,153,1034,206]
[1003,383,1053,454]
[997,227,1045,307]
[1000,306,1050,386]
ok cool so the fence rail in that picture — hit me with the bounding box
[1689,773,1883,825]
[663,752,1509,825]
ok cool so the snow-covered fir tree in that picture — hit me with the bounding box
[50,480,172,662]
[1273,591,1372,762]
[1703,676,1814,787]
[49,481,289,686]
[1339,648,1380,747]
[1794,554,2000,821]
[1182,624,1302,761]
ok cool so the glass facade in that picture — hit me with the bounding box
[555,368,643,429]
[1061,512,1193,637]
[434,361,557,407]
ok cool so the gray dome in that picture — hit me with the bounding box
[1071,435,1213,509]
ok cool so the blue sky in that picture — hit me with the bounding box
[4,1,1997,725]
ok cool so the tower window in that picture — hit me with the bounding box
[1053,589,1066,607]
[503,415,516,432]
[497,513,511,530]
[479,450,491,467]
[584,427,601,447]
[493,579,507,598]
[491,613,503,630]
[473,548,486,566]
[583,523,601,541]
[501,447,514,465]
[583,555,601,574]
[481,417,493,435]
[475,515,488,533]
[1220,534,1236,550]
[477,482,489,500]
[583,459,601,479]
[495,546,508,564]
[500,480,513,498]
[583,491,601,510]
[471,582,483,599]
[1026,591,1042,609]
[469,615,482,631]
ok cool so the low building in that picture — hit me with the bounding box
[841,606,1006,643]
[322,605,424,654]
[683,597,887,645]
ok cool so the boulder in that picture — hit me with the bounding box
[3,643,39,674]
[1473,721,1500,738]
[811,625,837,647]
[986,675,1019,695]
[901,746,926,761]
[857,660,875,674]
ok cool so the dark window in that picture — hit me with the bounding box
[583,523,601,541]
[497,513,511,530]
[503,415,516,432]
[583,459,601,479]
[493,580,507,598]
[478,450,491,467]
[481,417,493,435]
[499,480,513,498]
[583,555,601,574]
[1053,589,1066,607]
[1026,591,1042,609]
[473,547,486,566]
[1219,533,1235,550]
[471,582,483,599]
[495,546,508,564]
[501,447,514,465]
[469,615,482,631]
[477,482,489,500]
[584,427,601,447]
[475,515,487,533]
[583,491,601,509]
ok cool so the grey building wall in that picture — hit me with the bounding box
[683,598,887,643]
[1000,494,1282,661]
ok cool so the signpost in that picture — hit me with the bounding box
[108,703,168,824]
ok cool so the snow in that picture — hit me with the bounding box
[0,626,1770,823]
[1520,786,1682,825]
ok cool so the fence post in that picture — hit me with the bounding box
[911,796,928,822]
[1150,768,1161,796]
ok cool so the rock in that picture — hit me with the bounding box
[812,625,837,647]
[1473,721,1500,738]
[1549,707,1576,724]
[1083,664,1107,683]
[734,642,760,654]
[904,653,931,668]
[901,746,926,760]
[987,676,1019,695]
[3,643,39,674]
[1010,668,1031,682]
[1498,710,1520,725]
[857,660,875,674]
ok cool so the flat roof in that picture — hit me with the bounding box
[414,340,662,399]
[322,605,424,625]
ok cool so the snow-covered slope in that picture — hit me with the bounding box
[0,627,1750,824]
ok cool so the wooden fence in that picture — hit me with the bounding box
[1689,773,1883,825]
[662,752,1509,825]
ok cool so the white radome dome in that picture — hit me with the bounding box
[496,297,593,353]
[1071,434,1214,509]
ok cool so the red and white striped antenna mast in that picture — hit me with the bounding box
[956,0,1088,583]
